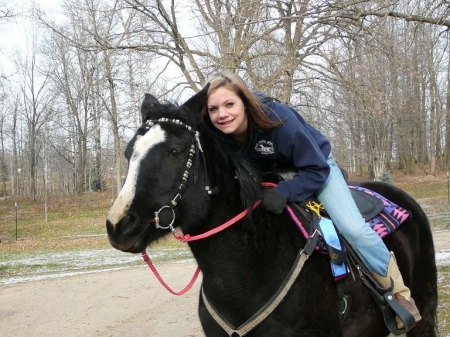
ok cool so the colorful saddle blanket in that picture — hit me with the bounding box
[348,185,410,237]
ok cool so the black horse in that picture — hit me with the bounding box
[106,87,438,337]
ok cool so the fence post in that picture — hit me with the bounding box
[447,172,449,205]
[15,202,18,241]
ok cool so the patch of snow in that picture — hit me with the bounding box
[0,247,194,285]
[1,248,448,286]
[436,251,450,267]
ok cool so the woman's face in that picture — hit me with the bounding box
[206,86,248,141]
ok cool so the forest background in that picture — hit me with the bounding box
[0,0,449,205]
[1,2,450,334]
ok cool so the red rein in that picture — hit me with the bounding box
[142,182,276,295]
[141,251,201,295]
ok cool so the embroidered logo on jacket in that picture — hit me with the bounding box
[255,140,274,155]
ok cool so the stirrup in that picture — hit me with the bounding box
[379,289,416,334]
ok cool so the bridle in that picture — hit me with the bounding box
[143,117,213,231]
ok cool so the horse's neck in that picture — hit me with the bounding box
[188,200,305,304]
[185,164,306,301]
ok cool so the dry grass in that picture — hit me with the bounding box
[438,266,450,336]
[1,166,449,251]
[0,191,111,252]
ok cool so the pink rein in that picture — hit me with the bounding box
[141,183,276,295]
[141,251,201,295]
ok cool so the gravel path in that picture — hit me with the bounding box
[0,262,203,337]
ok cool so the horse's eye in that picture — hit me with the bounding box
[169,148,182,158]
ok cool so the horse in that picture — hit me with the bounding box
[106,86,438,337]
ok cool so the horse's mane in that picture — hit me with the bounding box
[199,123,262,211]
[228,152,262,211]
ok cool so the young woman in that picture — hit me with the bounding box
[201,71,421,329]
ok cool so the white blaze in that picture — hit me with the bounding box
[107,125,166,226]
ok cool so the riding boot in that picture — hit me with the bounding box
[372,251,422,329]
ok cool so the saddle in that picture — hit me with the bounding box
[263,169,414,335]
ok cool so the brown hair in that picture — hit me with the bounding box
[202,71,282,130]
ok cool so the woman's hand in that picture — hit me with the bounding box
[261,189,287,215]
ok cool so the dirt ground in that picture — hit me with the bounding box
[1,230,449,337]
[0,262,204,337]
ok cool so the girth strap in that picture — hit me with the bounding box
[201,232,318,337]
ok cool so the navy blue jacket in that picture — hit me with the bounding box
[225,92,331,202]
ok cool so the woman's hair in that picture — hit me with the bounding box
[202,71,282,130]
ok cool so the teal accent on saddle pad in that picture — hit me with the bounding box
[318,217,348,279]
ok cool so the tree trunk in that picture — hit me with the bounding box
[444,34,450,170]
[428,47,437,176]
[103,49,122,195]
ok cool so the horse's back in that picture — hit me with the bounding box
[199,180,438,337]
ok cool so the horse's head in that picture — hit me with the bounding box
[106,87,212,253]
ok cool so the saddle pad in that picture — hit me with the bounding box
[348,185,410,238]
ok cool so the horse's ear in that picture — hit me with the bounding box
[182,84,210,121]
[141,93,160,122]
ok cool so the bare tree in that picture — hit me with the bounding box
[318,0,450,178]
[0,1,16,21]
[44,29,94,194]
[15,25,55,201]
[39,0,131,195]
[445,34,450,170]
[2,0,444,197]
[0,101,7,195]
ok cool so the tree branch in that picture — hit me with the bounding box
[340,10,450,28]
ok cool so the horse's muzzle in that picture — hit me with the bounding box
[106,213,148,253]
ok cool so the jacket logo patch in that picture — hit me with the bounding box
[255,140,274,155]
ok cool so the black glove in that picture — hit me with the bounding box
[261,189,287,215]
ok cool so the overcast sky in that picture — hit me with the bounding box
[0,0,61,74]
